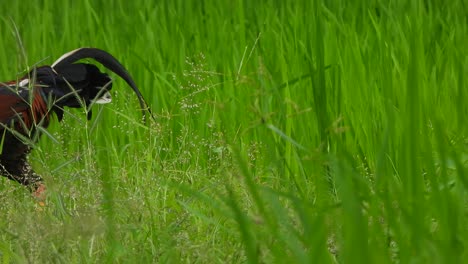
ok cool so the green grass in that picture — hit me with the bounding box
[0,0,467,263]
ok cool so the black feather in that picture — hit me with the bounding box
[52,48,155,121]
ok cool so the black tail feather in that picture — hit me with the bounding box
[52,48,155,122]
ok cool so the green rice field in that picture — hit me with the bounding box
[0,1,467,263]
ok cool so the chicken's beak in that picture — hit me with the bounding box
[93,91,112,104]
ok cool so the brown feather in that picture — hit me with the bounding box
[0,85,50,131]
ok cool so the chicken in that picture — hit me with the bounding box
[0,48,153,199]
